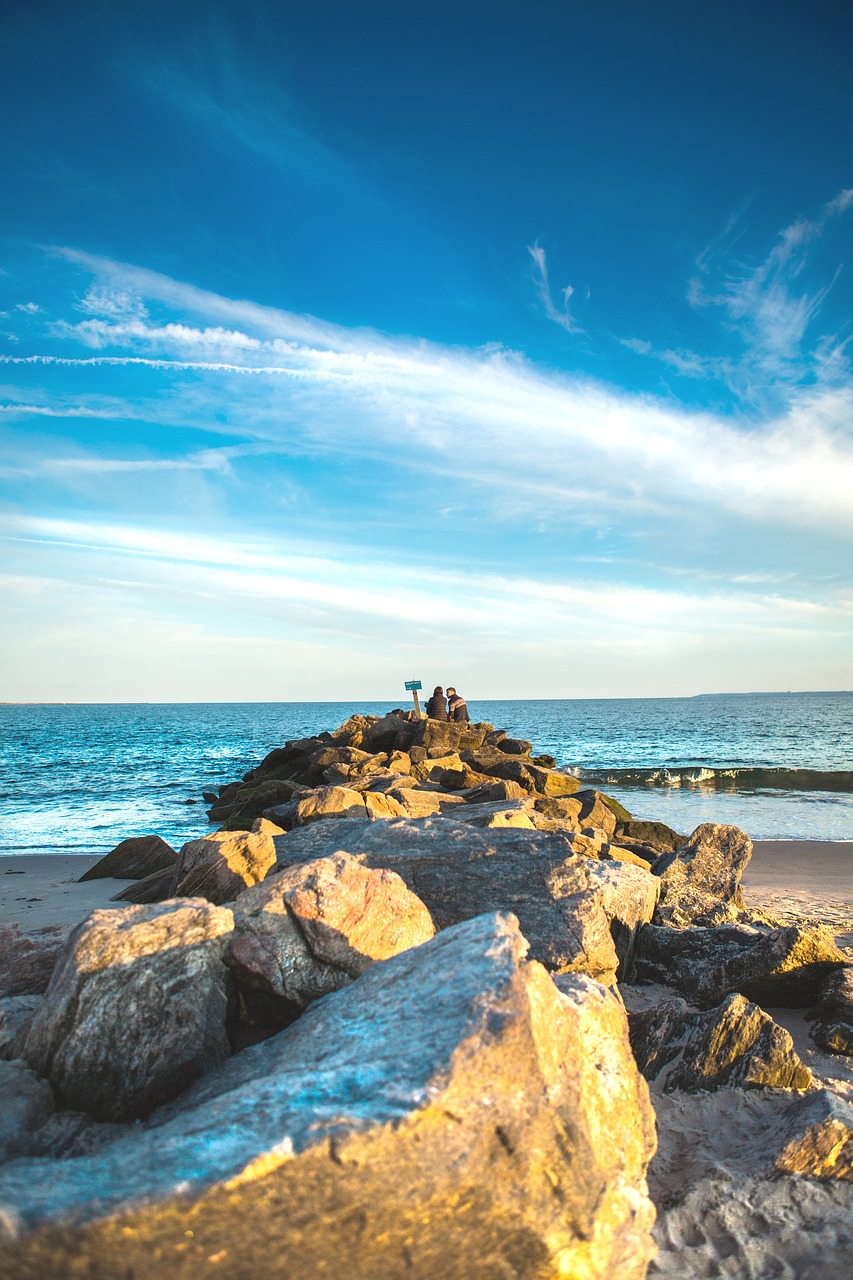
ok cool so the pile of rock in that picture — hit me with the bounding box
[0,710,850,1278]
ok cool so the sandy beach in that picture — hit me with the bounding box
[743,840,853,946]
[0,855,134,931]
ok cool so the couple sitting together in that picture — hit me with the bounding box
[424,686,469,723]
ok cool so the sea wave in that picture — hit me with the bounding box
[576,766,853,793]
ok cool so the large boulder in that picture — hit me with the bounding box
[808,967,853,1055]
[21,900,234,1121]
[0,914,657,1280]
[227,852,435,1024]
[172,820,278,903]
[78,834,177,881]
[0,1060,54,1162]
[653,822,752,926]
[222,779,302,827]
[635,921,848,1008]
[0,924,69,997]
[615,819,685,855]
[665,993,813,1093]
[271,818,659,983]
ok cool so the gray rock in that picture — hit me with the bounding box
[228,852,434,1024]
[665,992,813,1092]
[615,819,685,854]
[22,900,234,1121]
[0,924,69,998]
[628,997,690,1078]
[78,834,176,881]
[653,822,752,926]
[0,913,656,1280]
[272,818,658,982]
[635,921,847,1008]
[808,966,853,1055]
[0,997,42,1061]
[0,1060,53,1162]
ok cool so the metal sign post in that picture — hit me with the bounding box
[404,679,423,719]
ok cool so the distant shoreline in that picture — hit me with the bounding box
[2,691,852,706]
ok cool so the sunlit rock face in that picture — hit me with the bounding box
[227,851,435,1024]
[172,823,278,903]
[653,822,753,927]
[0,913,656,1280]
[21,900,234,1121]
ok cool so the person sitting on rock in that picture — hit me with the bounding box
[446,687,469,723]
[425,686,450,720]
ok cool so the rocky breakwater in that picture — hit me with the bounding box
[0,709,850,1277]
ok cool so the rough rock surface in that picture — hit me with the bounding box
[0,1060,54,1162]
[0,995,43,1061]
[228,852,434,1023]
[772,1089,853,1179]
[173,821,278,904]
[0,913,657,1280]
[628,997,690,1079]
[653,822,753,926]
[0,924,69,997]
[110,865,176,904]
[665,993,813,1092]
[272,817,658,981]
[635,921,847,1008]
[78,834,177,882]
[22,900,234,1121]
[615,819,685,855]
[808,966,853,1055]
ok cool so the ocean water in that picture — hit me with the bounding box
[0,693,851,857]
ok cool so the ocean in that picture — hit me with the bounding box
[1,693,851,857]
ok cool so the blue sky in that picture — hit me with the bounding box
[1,0,851,700]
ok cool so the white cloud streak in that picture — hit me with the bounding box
[528,242,582,333]
[7,251,852,539]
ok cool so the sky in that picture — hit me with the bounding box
[1,0,852,701]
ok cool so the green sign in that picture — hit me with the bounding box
[404,679,422,691]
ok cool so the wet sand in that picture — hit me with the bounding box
[744,840,853,946]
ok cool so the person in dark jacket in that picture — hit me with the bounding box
[446,687,469,723]
[425,686,450,720]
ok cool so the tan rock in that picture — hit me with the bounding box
[412,751,463,781]
[362,791,408,820]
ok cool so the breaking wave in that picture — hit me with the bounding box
[576,766,853,794]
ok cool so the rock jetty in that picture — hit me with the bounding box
[0,709,850,1279]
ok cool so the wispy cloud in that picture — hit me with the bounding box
[9,251,851,540]
[528,242,582,333]
[621,190,853,408]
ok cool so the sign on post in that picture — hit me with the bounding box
[404,679,424,718]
